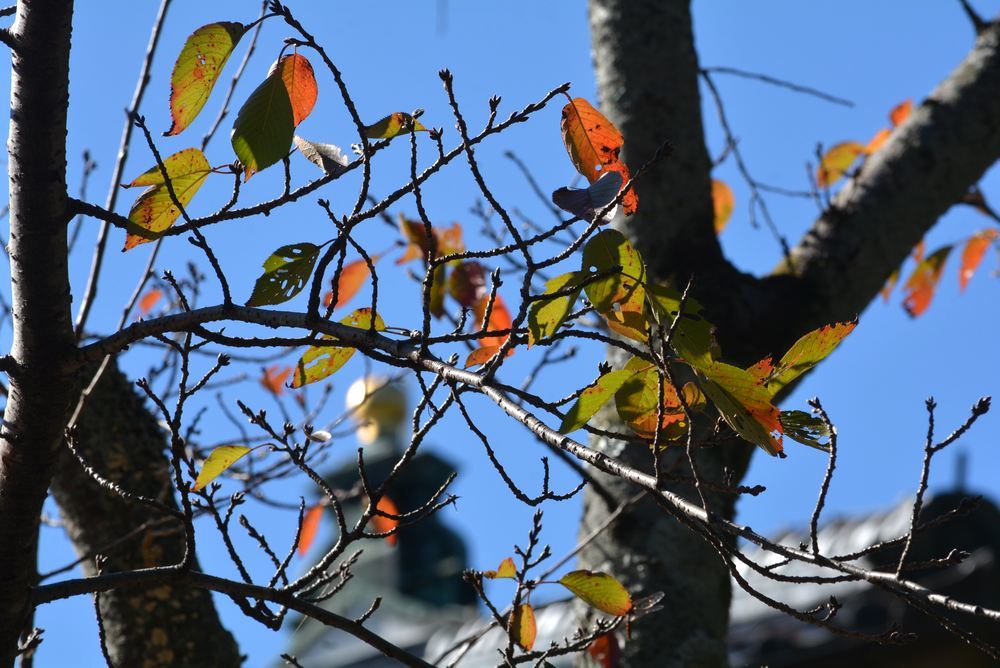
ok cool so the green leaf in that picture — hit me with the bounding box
[122,147,212,251]
[614,358,686,440]
[192,445,251,491]
[645,284,716,370]
[756,321,857,396]
[559,570,632,616]
[166,22,248,136]
[246,243,321,307]
[580,230,645,313]
[696,362,782,456]
[559,368,635,434]
[291,308,385,388]
[364,112,428,139]
[231,57,301,180]
[779,410,832,451]
[528,271,585,346]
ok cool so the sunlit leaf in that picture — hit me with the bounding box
[604,295,648,343]
[448,261,488,308]
[291,308,385,387]
[959,229,997,291]
[902,245,952,317]
[122,148,212,250]
[298,503,324,556]
[754,321,857,396]
[371,495,399,546]
[587,633,622,668]
[681,381,707,413]
[246,243,320,307]
[166,22,248,136]
[232,54,317,180]
[260,365,292,395]
[137,288,163,316]
[697,362,783,455]
[560,368,636,434]
[889,99,912,127]
[551,171,623,222]
[816,141,865,188]
[483,556,517,579]
[645,284,716,371]
[510,603,536,651]
[779,410,831,451]
[614,359,686,440]
[293,135,349,176]
[473,293,514,350]
[465,345,502,368]
[864,127,891,155]
[192,445,251,491]
[528,271,585,346]
[324,255,380,310]
[560,97,637,215]
[364,112,428,139]
[581,229,645,314]
[559,570,632,616]
[711,179,735,234]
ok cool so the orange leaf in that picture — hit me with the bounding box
[137,288,163,316]
[959,229,998,291]
[560,97,637,215]
[864,127,891,154]
[298,503,324,556]
[889,99,912,127]
[816,141,865,188]
[279,53,318,126]
[913,239,926,263]
[473,293,514,350]
[881,268,899,303]
[588,633,622,668]
[711,179,734,234]
[465,345,502,368]
[324,256,379,310]
[509,603,536,651]
[371,495,399,546]
[902,245,952,317]
[396,216,465,264]
[260,365,292,396]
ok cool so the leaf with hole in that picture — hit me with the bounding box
[779,410,831,451]
[560,97,637,215]
[166,22,248,136]
[246,243,320,307]
[581,230,645,314]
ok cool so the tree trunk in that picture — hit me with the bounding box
[580,1,1000,666]
[49,363,241,668]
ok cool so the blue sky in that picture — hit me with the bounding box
[10,2,999,666]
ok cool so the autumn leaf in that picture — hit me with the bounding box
[816,141,865,188]
[364,112,428,139]
[551,171,623,222]
[473,293,514,351]
[959,229,997,291]
[614,359,686,440]
[231,54,318,180]
[293,136,349,176]
[902,245,952,317]
[645,284,716,370]
[246,243,320,307]
[559,570,632,616]
[371,495,400,546]
[697,362,783,455]
[465,345,502,368]
[298,503,324,556]
[889,99,912,127]
[751,321,857,397]
[779,410,832,451]
[137,288,163,316]
[448,261,488,308]
[528,271,585,346]
[260,365,291,396]
[324,255,380,310]
[881,268,899,302]
[864,127,891,155]
[588,633,622,668]
[122,148,212,250]
[560,96,637,215]
[711,179,735,233]
[166,22,248,136]
[192,445,251,491]
[560,368,636,434]
[509,603,536,651]
[291,308,386,388]
[396,216,464,264]
[580,229,645,314]
[483,557,517,579]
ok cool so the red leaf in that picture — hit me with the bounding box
[137,288,163,316]
[448,261,488,308]
[959,229,998,291]
[279,53,318,126]
[588,633,622,668]
[902,246,952,317]
[298,503,324,556]
[261,365,292,395]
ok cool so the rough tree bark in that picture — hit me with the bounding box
[579,1,1000,666]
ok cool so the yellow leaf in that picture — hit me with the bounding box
[122,148,212,250]
[815,141,865,188]
[509,603,536,651]
[364,112,428,139]
[291,308,385,388]
[484,557,517,579]
[192,445,251,491]
[559,570,632,616]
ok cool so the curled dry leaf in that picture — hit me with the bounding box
[293,136,349,176]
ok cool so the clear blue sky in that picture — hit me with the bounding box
[9,2,998,666]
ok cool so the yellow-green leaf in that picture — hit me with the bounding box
[122,148,212,250]
[816,141,865,188]
[528,271,585,346]
[581,229,645,313]
[697,362,782,456]
[645,284,716,370]
[364,112,428,139]
[559,570,632,616]
[510,603,536,651]
[560,368,635,434]
[246,243,321,307]
[192,445,251,491]
[166,22,248,136]
[614,358,686,440]
[757,321,857,396]
[483,556,516,579]
[291,308,385,388]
